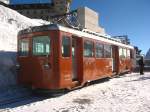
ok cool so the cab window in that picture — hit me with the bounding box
[19,39,29,56]
[32,36,50,56]
[62,36,70,57]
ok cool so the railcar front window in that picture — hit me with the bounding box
[104,44,112,58]
[33,36,50,56]
[84,41,94,57]
[96,43,103,58]
[62,36,70,57]
[19,39,29,56]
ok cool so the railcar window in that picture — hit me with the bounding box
[84,41,94,57]
[62,36,70,57]
[130,50,134,59]
[95,43,103,58]
[127,49,130,58]
[104,44,112,58]
[32,36,50,56]
[123,48,127,58]
[119,48,127,58]
[119,48,123,58]
[19,39,29,56]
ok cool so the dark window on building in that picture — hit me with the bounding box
[84,41,94,57]
[34,10,37,14]
[104,44,112,58]
[32,36,50,56]
[26,10,30,15]
[41,10,44,14]
[62,36,70,57]
[19,39,29,56]
[95,43,103,58]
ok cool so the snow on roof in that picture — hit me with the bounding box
[19,24,134,49]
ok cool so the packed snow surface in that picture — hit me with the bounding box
[0,4,50,87]
[3,72,150,112]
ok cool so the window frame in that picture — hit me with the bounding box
[119,47,127,59]
[127,49,131,59]
[103,44,112,58]
[18,38,29,57]
[95,42,104,58]
[61,36,71,58]
[83,40,94,58]
[32,35,51,56]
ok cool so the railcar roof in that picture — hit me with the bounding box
[18,24,134,49]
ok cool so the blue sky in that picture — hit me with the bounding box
[71,0,150,54]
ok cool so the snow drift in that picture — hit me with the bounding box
[0,4,49,87]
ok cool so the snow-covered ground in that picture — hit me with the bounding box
[0,5,50,87]
[2,72,150,112]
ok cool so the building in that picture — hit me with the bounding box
[9,0,54,20]
[9,0,71,20]
[8,0,105,34]
[77,7,105,34]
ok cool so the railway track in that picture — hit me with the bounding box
[0,86,32,107]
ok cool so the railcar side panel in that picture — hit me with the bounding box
[83,58,96,81]
[95,58,112,78]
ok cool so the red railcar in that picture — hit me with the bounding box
[17,24,134,91]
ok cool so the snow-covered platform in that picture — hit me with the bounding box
[1,72,150,112]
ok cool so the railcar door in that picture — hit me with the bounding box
[72,37,78,80]
[72,36,83,82]
[112,45,119,74]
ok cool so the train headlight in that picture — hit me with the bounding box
[16,64,20,70]
[44,64,50,69]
